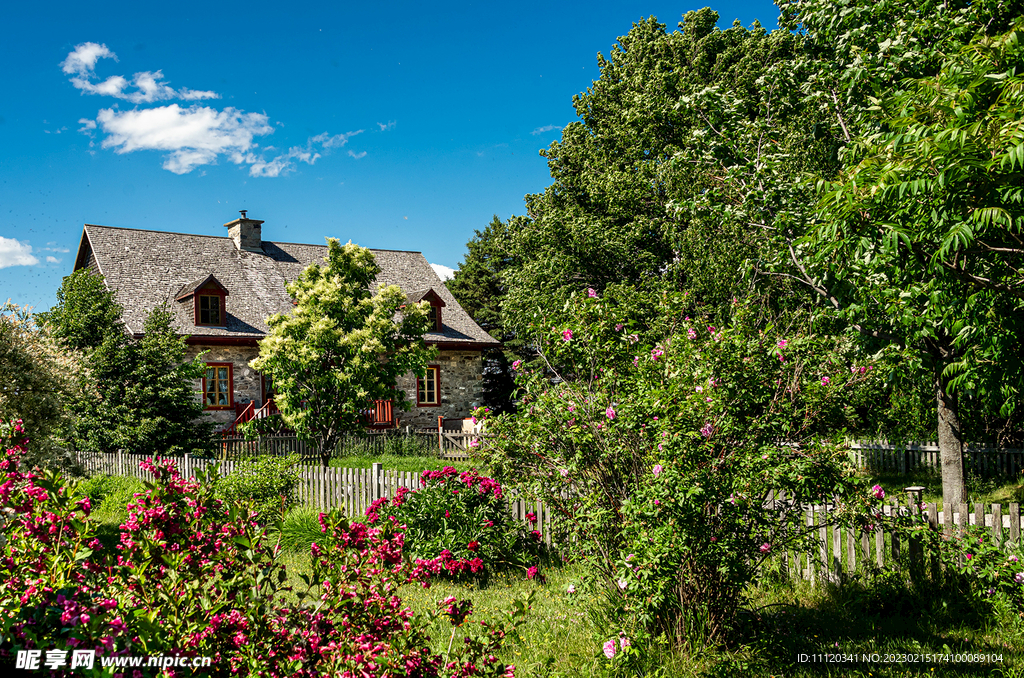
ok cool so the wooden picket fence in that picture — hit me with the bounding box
[850,440,1024,477]
[780,499,1022,583]
[71,451,1021,577]
[72,451,553,545]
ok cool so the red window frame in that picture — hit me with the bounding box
[194,288,228,327]
[416,365,440,406]
[202,362,234,410]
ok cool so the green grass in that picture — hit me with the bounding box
[298,453,477,473]
[268,542,1024,678]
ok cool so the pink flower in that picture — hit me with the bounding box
[777,339,787,349]
[620,636,631,650]
[821,376,830,385]
[561,329,573,341]
[527,566,540,580]
[651,346,664,360]
[603,640,617,658]
[700,423,713,438]
[605,406,616,420]
[617,578,627,590]
[653,499,660,505]
[652,464,663,477]
[871,484,885,500]
[559,469,569,477]
[615,323,624,331]
[512,359,522,370]
[526,512,537,524]
[687,328,697,339]
[567,584,576,594]
[759,543,771,554]
[587,288,598,298]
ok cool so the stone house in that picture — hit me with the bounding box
[71,213,499,431]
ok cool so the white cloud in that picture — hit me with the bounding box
[531,124,564,135]
[96,105,273,174]
[0,238,39,268]
[46,256,61,264]
[430,263,455,281]
[61,42,116,75]
[62,42,218,104]
[312,130,363,149]
[377,120,396,131]
[65,43,365,176]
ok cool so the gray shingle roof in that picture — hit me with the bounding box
[74,224,499,348]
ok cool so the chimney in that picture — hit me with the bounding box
[224,210,264,252]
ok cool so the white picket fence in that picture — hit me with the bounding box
[73,450,554,545]
[73,451,1021,574]
[780,500,1022,583]
[850,440,1024,477]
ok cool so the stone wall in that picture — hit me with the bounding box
[395,350,484,429]
[185,344,262,428]
[186,344,482,431]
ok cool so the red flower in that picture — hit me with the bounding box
[467,541,479,552]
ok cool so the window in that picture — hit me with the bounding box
[417,365,440,406]
[198,295,222,326]
[203,363,233,409]
[427,304,441,331]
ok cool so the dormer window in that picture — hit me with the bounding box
[405,288,446,332]
[199,294,222,325]
[175,274,230,328]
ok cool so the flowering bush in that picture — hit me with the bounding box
[479,291,886,642]
[366,467,547,583]
[0,422,524,676]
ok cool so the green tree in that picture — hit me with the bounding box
[501,9,836,335]
[250,239,436,466]
[40,270,214,457]
[0,302,86,465]
[447,216,521,414]
[806,22,1024,507]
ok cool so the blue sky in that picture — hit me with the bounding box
[1,0,779,312]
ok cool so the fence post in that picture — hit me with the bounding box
[906,486,925,580]
[372,462,383,503]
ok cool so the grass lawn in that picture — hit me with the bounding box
[271,532,1024,678]
[76,471,1024,677]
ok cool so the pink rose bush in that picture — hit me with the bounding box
[366,466,547,584]
[479,291,886,645]
[0,422,523,677]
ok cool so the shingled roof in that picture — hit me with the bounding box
[73,223,499,349]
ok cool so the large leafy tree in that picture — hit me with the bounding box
[250,240,436,466]
[0,302,86,465]
[804,22,1024,507]
[501,9,838,335]
[40,270,214,457]
[447,216,522,414]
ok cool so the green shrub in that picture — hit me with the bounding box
[216,454,300,521]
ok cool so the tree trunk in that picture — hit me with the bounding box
[936,372,967,510]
